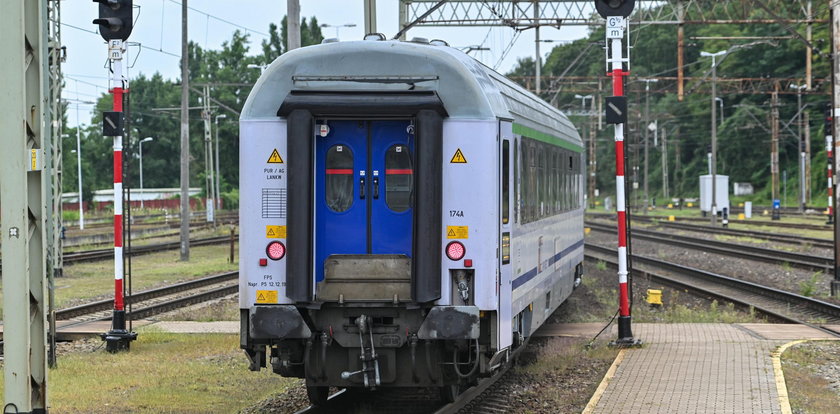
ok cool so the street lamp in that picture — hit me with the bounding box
[700,50,727,225]
[246,63,269,73]
[320,23,356,38]
[62,133,85,229]
[790,83,808,213]
[139,137,154,209]
[214,114,227,210]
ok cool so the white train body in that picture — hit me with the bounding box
[239,38,583,402]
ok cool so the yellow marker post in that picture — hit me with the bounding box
[668,216,675,222]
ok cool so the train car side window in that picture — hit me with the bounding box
[514,138,519,224]
[385,144,413,212]
[325,145,354,212]
[502,139,510,224]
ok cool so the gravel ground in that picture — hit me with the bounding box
[782,340,840,413]
[585,230,838,303]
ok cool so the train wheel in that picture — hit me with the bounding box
[306,385,329,406]
[439,383,460,403]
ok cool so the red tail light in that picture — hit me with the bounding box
[445,241,465,261]
[266,241,286,260]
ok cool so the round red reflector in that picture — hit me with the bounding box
[266,241,286,260]
[445,241,466,261]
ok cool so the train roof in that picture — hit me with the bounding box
[242,39,580,145]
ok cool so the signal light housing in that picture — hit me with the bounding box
[595,0,636,18]
[445,241,466,261]
[93,0,134,41]
[266,241,286,261]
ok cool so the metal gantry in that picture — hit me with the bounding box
[0,0,51,411]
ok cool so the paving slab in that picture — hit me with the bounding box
[582,323,829,414]
[737,323,838,340]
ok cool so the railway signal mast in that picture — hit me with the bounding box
[596,0,641,346]
[93,0,138,352]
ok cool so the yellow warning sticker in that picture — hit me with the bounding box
[267,149,284,163]
[256,290,278,304]
[446,226,469,239]
[450,148,467,163]
[266,225,287,238]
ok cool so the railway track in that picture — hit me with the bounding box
[56,271,238,321]
[62,234,238,264]
[585,243,840,331]
[629,220,833,249]
[587,212,832,231]
[0,271,239,355]
[586,221,833,272]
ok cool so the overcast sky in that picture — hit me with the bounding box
[62,0,590,127]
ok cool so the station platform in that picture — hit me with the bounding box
[562,323,840,414]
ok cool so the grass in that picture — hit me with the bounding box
[782,341,840,414]
[0,331,295,413]
[798,272,823,297]
[510,337,618,413]
[0,243,238,318]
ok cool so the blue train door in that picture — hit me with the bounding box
[315,120,414,283]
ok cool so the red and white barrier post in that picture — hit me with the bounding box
[101,39,137,352]
[599,1,640,346]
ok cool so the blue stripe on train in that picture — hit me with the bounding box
[511,239,584,291]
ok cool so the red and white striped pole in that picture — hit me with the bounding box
[605,14,639,345]
[102,39,136,352]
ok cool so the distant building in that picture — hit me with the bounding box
[733,182,754,196]
[62,188,205,211]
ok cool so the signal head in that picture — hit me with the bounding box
[595,0,636,18]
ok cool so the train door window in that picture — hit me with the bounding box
[325,145,354,212]
[385,144,412,212]
[502,139,510,224]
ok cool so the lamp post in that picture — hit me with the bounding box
[214,114,227,210]
[246,63,269,73]
[139,137,154,210]
[63,133,84,229]
[319,23,356,38]
[701,50,727,225]
[791,83,808,213]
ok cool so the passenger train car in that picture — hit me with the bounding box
[239,36,584,405]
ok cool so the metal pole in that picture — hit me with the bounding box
[534,1,540,95]
[140,140,144,209]
[662,126,669,199]
[102,38,136,352]
[676,0,685,102]
[180,0,190,261]
[806,111,811,204]
[795,85,805,212]
[806,0,813,89]
[832,1,840,296]
[772,84,781,218]
[364,0,377,34]
[215,114,225,210]
[1,0,49,408]
[287,0,301,50]
[606,15,638,346]
[398,0,408,40]
[75,105,85,229]
[711,55,718,226]
[644,81,650,213]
